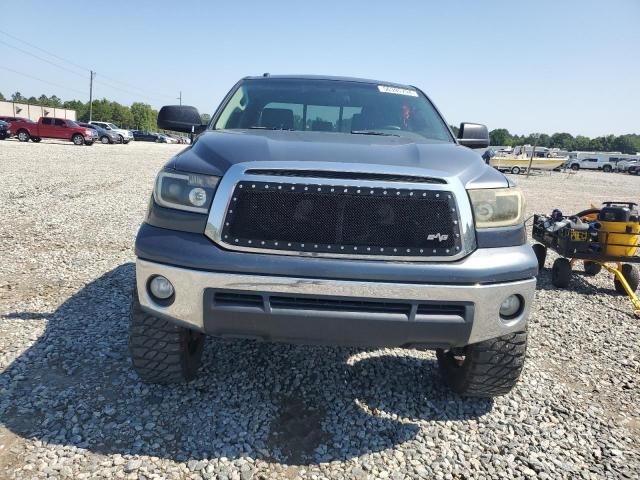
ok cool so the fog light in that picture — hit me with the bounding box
[149,275,174,300]
[188,187,207,207]
[499,294,522,319]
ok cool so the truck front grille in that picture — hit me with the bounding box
[221,180,462,258]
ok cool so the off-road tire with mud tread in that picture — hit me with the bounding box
[584,261,602,276]
[436,330,527,397]
[532,243,547,270]
[614,264,639,294]
[552,257,572,288]
[129,289,205,384]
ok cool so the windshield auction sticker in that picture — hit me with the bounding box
[377,85,418,97]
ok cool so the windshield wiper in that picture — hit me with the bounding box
[351,130,399,137]
[249,126,294,131]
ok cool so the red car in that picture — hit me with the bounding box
[10,117,94,145]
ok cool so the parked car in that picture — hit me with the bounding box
[132,130,159,142]
[156,133,179,144]
[0,120,10,140]
[78,122,119,144]
[89,121,134,144]
[10,117,94,145]
[617,159,640,172]
[567,157,616,172]
[129,75,536,398]
[165,133,184,143]
[0,115,33,124]
[0,116,35,138]
[628,162,640,175]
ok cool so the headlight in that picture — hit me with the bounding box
[153,170,219,213]
[468,187,525,228]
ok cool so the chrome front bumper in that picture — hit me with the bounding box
[136,259,536,346]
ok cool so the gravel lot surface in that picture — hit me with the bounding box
[1,139,639,479]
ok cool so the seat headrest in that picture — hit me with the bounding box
[311,120,333,132]
[261,108,294,130]
[350,113,363,130]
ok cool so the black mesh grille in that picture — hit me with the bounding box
[222,181,461,257]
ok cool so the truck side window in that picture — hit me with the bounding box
[54,119,65,126]
[42,118,53,125]
[215,86,247,129]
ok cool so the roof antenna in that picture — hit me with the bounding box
[262,72,270,77]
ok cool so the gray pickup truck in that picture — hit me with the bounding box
[130,75,537,397]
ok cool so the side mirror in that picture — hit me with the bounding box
[457,122,489,149]
[158,105,206,134]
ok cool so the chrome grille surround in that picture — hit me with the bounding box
[205,162,477,262]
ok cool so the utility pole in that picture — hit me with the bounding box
[177,91,182,105]
[89,70,96,122]
[526,134,538,178]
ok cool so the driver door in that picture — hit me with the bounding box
[51,119,68,139]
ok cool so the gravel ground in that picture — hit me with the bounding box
[1,139,639,479]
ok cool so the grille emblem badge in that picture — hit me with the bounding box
[427,233,450,242]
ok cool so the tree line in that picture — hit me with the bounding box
[1,91,160,131]
[2,91,638,152]
[487,128,640,155]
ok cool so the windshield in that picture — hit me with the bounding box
[67,120,79,126]
[107,123,119,129]
[213,78,453,142]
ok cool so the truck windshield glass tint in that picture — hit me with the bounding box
[213,79,453,142]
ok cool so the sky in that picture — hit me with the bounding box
[1,0,638,137]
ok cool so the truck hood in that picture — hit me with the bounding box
[169,129,508,188]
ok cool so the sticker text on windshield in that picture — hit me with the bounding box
[377,85,419,97]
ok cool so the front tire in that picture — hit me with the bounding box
[118,134,124,144]
[532,244,547,270]
[101,136,110,144]
[72,134,84,145]
[552,258,572,288]
[603,164,612,173]
[511,166,521,175]
[129,289,205,384]
[584,261,602,276]
[571,164,580,171]
[437,331,527,397]
[614,264,639,294]
[17,130,30,142]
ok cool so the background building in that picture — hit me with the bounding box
[0,100,76,121]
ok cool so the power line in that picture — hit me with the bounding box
[93,78,167,103]
[97,72,174,100]
[0,28,176,102]
[0,39,87,79]
[0,28,89,73]
[0,65,87,96]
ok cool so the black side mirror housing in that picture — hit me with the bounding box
[157,105,207,133]
[457,122,489,149]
